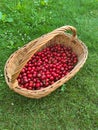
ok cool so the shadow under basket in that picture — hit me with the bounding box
[4,25,88,99]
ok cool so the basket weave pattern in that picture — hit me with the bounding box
[4,26,88,98]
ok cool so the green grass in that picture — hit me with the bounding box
[0,0,98,130]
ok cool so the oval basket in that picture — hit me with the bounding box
[4,25,88,98]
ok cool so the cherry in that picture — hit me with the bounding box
[27,73,32,78]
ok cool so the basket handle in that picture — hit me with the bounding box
[51,25,77,38]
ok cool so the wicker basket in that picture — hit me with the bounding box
[4,25,88,98]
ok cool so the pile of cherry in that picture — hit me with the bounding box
[17,44,78,90]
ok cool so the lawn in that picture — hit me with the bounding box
[0,0,98,130]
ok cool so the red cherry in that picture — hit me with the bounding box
[36,83,41,89]
[27,73,32,78]
[50,76,54,81]
[27,67,32,71]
